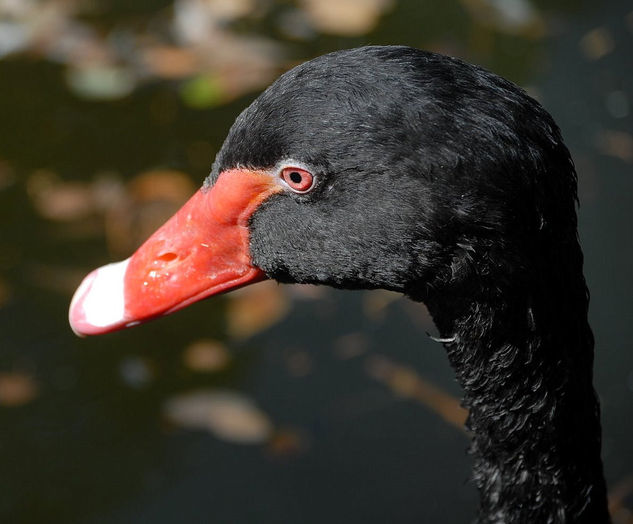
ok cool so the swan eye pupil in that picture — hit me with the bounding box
[289,171,302,184]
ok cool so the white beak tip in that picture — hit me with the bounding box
[68,259,130,336]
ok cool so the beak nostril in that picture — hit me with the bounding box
[157,252,178,263]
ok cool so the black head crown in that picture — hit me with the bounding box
[206,46,573,302]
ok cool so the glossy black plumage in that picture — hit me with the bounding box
[206,46,609,523]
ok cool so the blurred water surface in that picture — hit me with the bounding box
[1,0,632,522]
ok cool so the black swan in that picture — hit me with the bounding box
[69,46,609,523]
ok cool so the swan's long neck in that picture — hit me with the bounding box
[425,235,610,523]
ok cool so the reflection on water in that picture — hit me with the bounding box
[1,0,632,522]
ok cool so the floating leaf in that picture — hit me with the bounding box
[0,373,38,407]
[227,280,289,339]
[127,170,195,203]
[183,339,230,372]
[366,355,468,431]
[27,170,96,222]
[301,0,394,36]
[142,46,200,79]
[164,390,273,444]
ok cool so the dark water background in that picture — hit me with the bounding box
[1,0,632,522]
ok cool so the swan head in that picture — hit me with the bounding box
[69,46,570,336]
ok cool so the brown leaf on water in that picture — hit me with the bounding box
[0,373,39,407]
[366,355,468,431]
[595,130,633,163]
[142,46,200,79]
[164,390,274,444]
[27,170,95,222]
[128,170,195,202]
[183,339,230,372]
[301,0,394,36]
[226,281,290,340]
[105,170,195,256]
[579,27,615,61]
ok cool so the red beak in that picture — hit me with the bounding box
[69,169,281,336]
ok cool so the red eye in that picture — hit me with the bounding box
[280,167,314,193]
